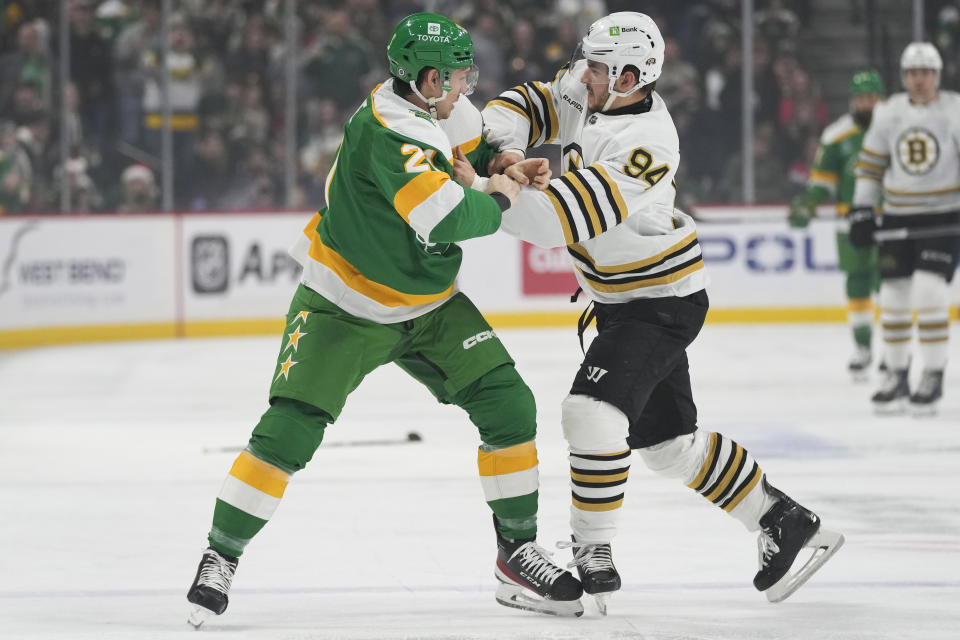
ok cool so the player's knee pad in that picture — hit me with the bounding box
[561,394,629,452]
[637,428,709,481]
[845,270,875,301]
[912,269,949,310]
[249,397,332,472]
[879,278,911,311]
[468,364,537,447]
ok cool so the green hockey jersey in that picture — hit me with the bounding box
[805,113,866,216]
[290,80,503,323]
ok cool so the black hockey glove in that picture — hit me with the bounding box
[848,207,876,248]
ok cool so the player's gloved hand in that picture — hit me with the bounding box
[848,207,877,247]
[787,198,814,229]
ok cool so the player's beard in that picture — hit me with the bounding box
[852,109,872,129]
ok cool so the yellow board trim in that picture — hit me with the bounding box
[687,432,718,489]
[393,170,450,221]
[572,497,623,512]
[229,451,290,499]
[3,307,958,350]
[477,441,538,477]
[570,471,629,484]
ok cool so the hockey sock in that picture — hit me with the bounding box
[478,441,539,540]
[569,448,631,542]
[639,429,769,532]
[209,450,292,558]
[880,278,912,370]
[913,270,950,371]
[847,298,873,348]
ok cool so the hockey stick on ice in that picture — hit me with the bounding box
[874,224,960,242]
[203,431,423,454]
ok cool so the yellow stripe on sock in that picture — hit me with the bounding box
[687,432,718,489]
[478,441,538,477]
[704,445,745,503]
[228,451,290,499]
[570,470,630,483]
[722,469,763,513]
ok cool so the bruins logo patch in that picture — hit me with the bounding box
[896,128,939,175]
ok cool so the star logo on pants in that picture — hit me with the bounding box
[284,327,307,352]
[275,354,298,381]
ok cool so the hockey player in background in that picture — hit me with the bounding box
[185,13,585,627]
[850,42,960,415]
[789,71,885,379]
[462,11,844,613]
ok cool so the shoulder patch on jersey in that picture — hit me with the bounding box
[371,81,454,162]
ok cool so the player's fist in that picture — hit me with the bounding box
[506,158,551,191]
[487,151,523,176]
[453,146,476,187]
[487,173,521,206]
[848,207,876,247]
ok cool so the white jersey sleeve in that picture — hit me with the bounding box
[482,69,565,156]
[853,99,893,207]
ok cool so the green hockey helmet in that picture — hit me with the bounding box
[387,13,475,94]
[849,70,885,96]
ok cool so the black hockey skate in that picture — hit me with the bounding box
[187,547,239,628]
[559,537,620,615]
[910,369,943,417]
[493,518,584,617]
[871,368,909,414]
[754,480,844,603]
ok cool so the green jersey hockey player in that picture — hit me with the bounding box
[788,70,885,378]
[185,13,583,627]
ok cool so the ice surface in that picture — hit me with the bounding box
[1,325,958,639]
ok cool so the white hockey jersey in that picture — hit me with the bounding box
[853,91,960,215]
[482,60,706,303]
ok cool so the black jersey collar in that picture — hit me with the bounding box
[601,92,653,117]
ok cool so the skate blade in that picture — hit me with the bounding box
[593,593,610,616]
[765,529,844,603]
[495,582,583,617]
[873,398,907,415]
[849,370,870,384]
[910,402,939,418]
[187,605,212,628]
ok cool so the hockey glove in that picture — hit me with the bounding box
[847,207,877,247]
[787,198,815,229]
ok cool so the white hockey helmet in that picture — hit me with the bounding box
[900,41,943,86]
[580,12,665,110]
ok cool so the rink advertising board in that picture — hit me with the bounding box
[1,208,957,348]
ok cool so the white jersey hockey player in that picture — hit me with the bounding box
[470,11,844,613]
[851,42,960,415]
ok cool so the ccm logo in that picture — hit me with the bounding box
[463,330,497,349]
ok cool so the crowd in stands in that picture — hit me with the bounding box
[1,0,836,214]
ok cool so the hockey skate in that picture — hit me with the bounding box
[871,368,910,414]
[558,537,620,615]
[910,369,943,417]
[754,480,844,603]
[847,346,872,382]
[493,518,584,617]
[186,547,239,628]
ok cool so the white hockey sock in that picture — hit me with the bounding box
[913,270,950,371]
[879,278,912,370]
[569,448,631,542]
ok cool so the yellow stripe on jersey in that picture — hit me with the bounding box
[885,185,960,197]
[486,98,528,121]
[855,159,887,173]
[589,164,628,219]
[687,432,719,489]
[369,83,388,128]
[565,172,604,237]
[531,82,559,143]
[809,169,839,184]
[545,188,576,245]
[229,451,290,499]
[704,444,744,503]
[578,260,705,293]
[861,145,889,159]
[477,441,538,477]
[515,84,542,145]
[569,231,698,275]
[455,136,482,156]
[304,217,454,308]
[393,170,450,222]
[572,496,623,512]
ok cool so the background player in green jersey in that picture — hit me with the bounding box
[185,13,583,626]
[788,71,884,379]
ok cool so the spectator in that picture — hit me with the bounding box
[116,163,158,212]
[69,0,115,154]
[0,20,51,117]
[301,9,371,109]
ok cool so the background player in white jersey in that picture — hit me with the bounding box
[850,42,960,415]
[461,12,844,612]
